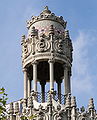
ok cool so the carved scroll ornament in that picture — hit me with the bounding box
[54,39,65,54]
[36,38,50,52]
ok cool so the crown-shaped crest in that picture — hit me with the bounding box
[27,6,67,29]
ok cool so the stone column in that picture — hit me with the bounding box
[68,68,71,93]
[63,64,71,95]
[23,68,28,98]
[28,78,31,97]
[57,81,61,103]
[32,61,37,92]
[48,59,54,91]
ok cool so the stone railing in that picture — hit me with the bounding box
[37,92,66,104]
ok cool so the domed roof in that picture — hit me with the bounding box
[27,6,67,29]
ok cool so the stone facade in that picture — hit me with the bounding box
[6,6,97,120]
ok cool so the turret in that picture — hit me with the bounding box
[21,6,73,103]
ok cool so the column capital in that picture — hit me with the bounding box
[32,60,38,65]
[48,58,55,63]
[22,67,27,72]
[32,60,37,92]
[63,64,69,70]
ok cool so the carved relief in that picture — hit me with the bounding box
[53,104,67,120]
[27,43,32,55]
[54,39,66,54]
[36,38,50,52]
[54,40,64,53]
[22,39,32,60]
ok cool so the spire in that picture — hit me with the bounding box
[31,26,36,37]
[14,102,19,114]
[71,96,76,107]
[88,98,95,120]
[41,6,51,14]
[88,98,94,110]
[65,93,71,108]
[65,30,70,39]
[49,25,54,35]
[9,102,14,114]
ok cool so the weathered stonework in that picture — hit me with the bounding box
[6,6,97,120]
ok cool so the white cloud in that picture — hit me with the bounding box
[72,31,97,95]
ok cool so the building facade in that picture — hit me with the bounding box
[7,6,97,120]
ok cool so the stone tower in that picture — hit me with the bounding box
[7,6,97,120]
[22,6,72,100]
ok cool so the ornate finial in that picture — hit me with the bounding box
[47,90,53,105]
[88,98,94,110]
[65,30,70,39]
[71,96,76,107]
[80,106,85,113]
[28,96,33,108]
[44,6,49,11]
[21,35,25,45]
[22,35,25,39]
[14,102,19,113]
[22,98,27,113]
[49,25,54,35]
[65,93,71,108]
[42,6,51,14]
[9,102,14,114]
[31,26,36,37]
[22,98,27,108]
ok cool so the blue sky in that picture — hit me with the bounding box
[0,0,97,109]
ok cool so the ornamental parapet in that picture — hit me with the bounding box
[6,95,97,120]
[21,28,73,68]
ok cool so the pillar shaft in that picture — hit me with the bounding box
[28,78,31,97]
[33,62,37,92]
[68,70,71,93]
[64,65,71,95]
[23,68,28,98]
[49,60,54,91]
